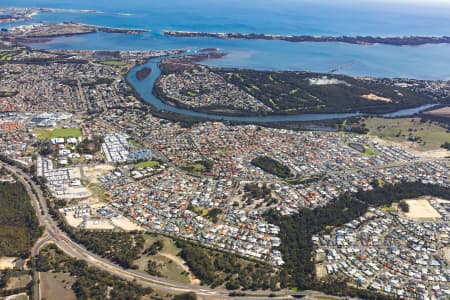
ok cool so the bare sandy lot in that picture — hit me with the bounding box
[443,247,450,263]
[81,164,114,184]
[111,215,145,231]
[4,293,28,300]
[84,219,115,230]
[7,274,31,290]
[61,211,84,228]
[423,106,450,118]
[361,93,392,102]
[40,272,76,300]
[0,257,17,270]
[404,198,442,221]
[60,186,91,200]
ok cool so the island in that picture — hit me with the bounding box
[163,30,450,46]
[135,67,152,80]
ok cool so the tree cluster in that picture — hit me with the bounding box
[70,231,144,269]
[176,240,278,290]
[251,156,292,178]
[35,244,152,300]
[0,181,42,258]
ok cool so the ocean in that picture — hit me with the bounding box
[2,0,450,79]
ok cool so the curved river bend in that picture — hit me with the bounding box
[127,55,437,123]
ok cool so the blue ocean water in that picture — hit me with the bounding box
[2,0,450,79]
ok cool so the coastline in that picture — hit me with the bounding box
[1,22,150,44]
[163,30,450,46]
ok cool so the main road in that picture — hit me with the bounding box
[1,161,274,299]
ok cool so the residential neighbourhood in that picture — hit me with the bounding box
[0,43,449,299]
[314,203,450,299]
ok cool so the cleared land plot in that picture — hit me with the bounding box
[404,198,442,221]
[423,106,450,118]
[6,274,31,290]
[110,215,145,231]
[4,293,28,300]
[33,127,82,140]
[39,272,76,300]
[364,117,450,151]
[443,247,450,263]
[0,257,17,270]
[81,164,114,184]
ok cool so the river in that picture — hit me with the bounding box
[126,55,438,123]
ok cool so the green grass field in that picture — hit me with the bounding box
[33,127,82,140]
[98,60,128,67]
[135,160,160,169]
[0,50,26,61]
[347,142,378,156]
[364,117,450,151]
[87,183,107,202]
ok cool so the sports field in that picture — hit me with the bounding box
[33,127,82,140]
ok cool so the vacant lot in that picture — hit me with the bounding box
[81,164,114,184]
[40,272,76,300]
[134,235,192,284]
[364,117,450,151]
[6,274,31,290]
[0,257,17,270]
[403,198,442,221]
[4,293,28,300]
[423,106,450,118]
[443,247,450,263]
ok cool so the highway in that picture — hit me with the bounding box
[0,161,247,299]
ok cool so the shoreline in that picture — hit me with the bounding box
[1,22,150,43]
[163,30,450,46]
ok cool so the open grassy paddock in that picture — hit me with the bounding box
[363,117,450,151]
[133,234,191,284]
[134,160,160,169]
[33,127,82,140]
[98,60,128,67]
[39,271,77,300]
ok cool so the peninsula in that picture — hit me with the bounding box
[163,30,450,46]
[1,22,149,43]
